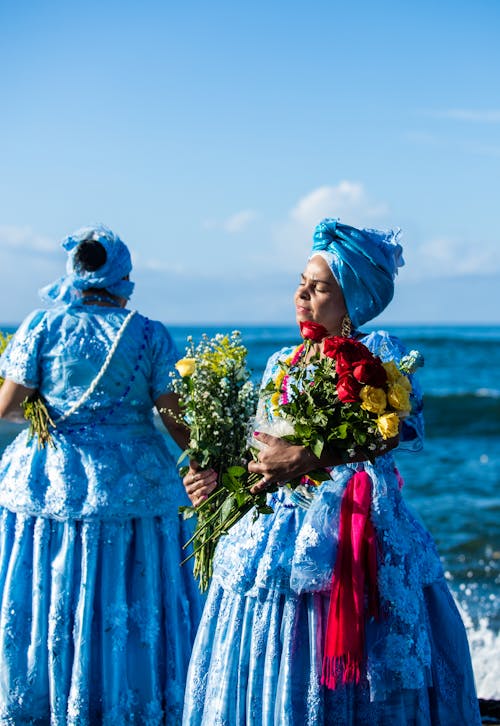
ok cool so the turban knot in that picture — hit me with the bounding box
[40,225,134,304]
[311,218,404,327]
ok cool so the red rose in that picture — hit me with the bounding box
[352,359,387,387]
[336,373,362,403]
[324,337,379,390]
[300,321,328,342]
[322,336,348,359]
[334,351,355,376]
[323,336,369,363]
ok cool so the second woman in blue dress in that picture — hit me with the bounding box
[0,226,201,725]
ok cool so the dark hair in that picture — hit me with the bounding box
[74,239,107,272]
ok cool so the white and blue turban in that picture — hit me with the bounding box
[310,218,404,327]
[40,225,134,304]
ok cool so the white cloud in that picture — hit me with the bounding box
[422,109,500,123]
[269,182,390,272]
[202,209,258,234]
[223,210,257,233]
[0,225,57,255]
[133,253,186,275]
[404,236,500,280]
[290,182,389,230]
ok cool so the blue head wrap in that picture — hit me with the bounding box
[310,218,404,327]
[40,225,135,304]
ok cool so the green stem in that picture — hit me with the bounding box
[180,535,216,566]
[182,495,230,549]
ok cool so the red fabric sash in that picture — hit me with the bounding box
[321,470,379,689]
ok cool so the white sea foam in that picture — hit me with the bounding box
[457,601,500,699]
[475,387,500,399]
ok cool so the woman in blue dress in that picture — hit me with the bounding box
[182,219,481,725]
[0,226,201,724]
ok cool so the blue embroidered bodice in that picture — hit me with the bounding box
[0,302,185,520]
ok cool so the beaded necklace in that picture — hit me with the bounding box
[82,292,120,306]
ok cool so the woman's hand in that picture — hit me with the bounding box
[183,462,218,506]
[155,392,190,451]
[248,432,318,494]
[247,431,400,494]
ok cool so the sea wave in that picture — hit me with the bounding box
[457,599,500,700]
[423,394,500,437]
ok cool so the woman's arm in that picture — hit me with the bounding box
[155,392,191,451]
[248,431,399,494]
[0,379,34,423]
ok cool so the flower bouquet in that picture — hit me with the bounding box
[258,320,422,473]
[170,331,263,591]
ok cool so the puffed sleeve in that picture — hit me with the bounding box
[362,329,424,452]
[148,320,179,400]
[0,309,47,388]
[260,348,288,390]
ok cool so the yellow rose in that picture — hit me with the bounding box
[387,383,411,414]
[175,357,196,377]
[377,412,400,439]
[360,386,387,414]
[398,374,412,393]
[382,360,401,384]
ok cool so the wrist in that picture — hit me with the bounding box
[301,445,319,472]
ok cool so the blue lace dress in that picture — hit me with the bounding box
[0,303,202,725]
[183,331,481,726]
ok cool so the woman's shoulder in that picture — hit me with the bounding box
[261,345,297,384]
[266,344,298,369]
[8,308,53,342]
[135,315,178,359]
[359,329,407,361]
[270,344,297,363]
[139,315,173,340]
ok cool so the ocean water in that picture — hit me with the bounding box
[1,322,499,699]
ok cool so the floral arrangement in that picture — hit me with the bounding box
[170,331,261,591]
[259,320,422,473]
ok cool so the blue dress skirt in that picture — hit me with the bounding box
[182,332,481,726]
[0,304,202,725]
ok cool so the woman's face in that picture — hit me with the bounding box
[294,255,347,335]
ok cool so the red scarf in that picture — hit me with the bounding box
[321,470,379,689]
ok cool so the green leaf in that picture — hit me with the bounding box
[227,465,246,477]
[221,472,242,493]
[311,438,324,459]
[335,423,348,439]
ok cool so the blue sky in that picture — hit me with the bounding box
[1,0,499,325]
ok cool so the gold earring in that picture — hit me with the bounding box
[341,313,352,338]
